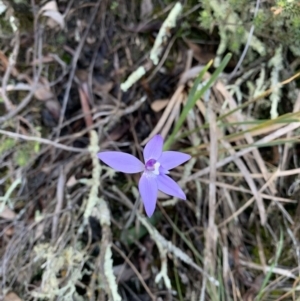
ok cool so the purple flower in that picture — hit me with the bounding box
[97,135,191,217]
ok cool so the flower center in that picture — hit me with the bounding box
[145,159,160,175]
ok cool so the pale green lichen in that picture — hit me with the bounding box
[214,27,227,67]
[289,45,300,57]
[199,0,300,69]
[104,245,121,301]
[150,2,182,65]
[120,2,181,91]
[83,130,101,222]
[85,130,121,301]
[32,244,84,299]
[0,177,21,213]
[155,245,171,289]
[120,66,146,92]
[200,0,265,67]
[198,0,300,119]
[227,69,257,105]
[9,16,18,32]
[269,45,283,119]
[253,66,267,98]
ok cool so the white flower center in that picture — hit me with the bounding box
[152,162,160,175]
[145,159,160,176]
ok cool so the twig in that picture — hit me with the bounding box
[51,168,65,243]
[112,244,156,301]
[217,80,277,194]
[280,91,300,179]
[198,178,296,204]
[217,171,292,227]
[182,122,300,183]
[0,129,88,153]
[141,85,184,145]
[111,186,219,285]
[137,213,219,286]
[0,28,43,124]
[78,83,93,129]
[86,131,121,301]
[220,138,266,225]
[1,31,20,111]
[239,260,296,279]
[205,100,218,273]
[227,0,261,80]
[56,0,101,138]
[161,92,183,138]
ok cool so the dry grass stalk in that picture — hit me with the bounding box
[86,130,121,301]
[142,85,185,144]
[216,81,277,195]
[205,99,218,273]
[183,121,300,183]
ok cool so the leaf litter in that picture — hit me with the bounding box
[1,1,300,300]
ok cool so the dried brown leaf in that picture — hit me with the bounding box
[4,292,23,301]
[4,226,14,236]
[34,85,54,101]
[39,1,65,29]
[79,83,93,128]
[31,55,55,65]
[184,39,214,64]
[43,11,65,29]
[45,99,61,120]
[0,206,16,220]
[151,99,169,112]
[31,76,54,101]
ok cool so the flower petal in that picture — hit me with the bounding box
[98,151,144,173]
[159,151,191,170]
[143,134,163,162]
[157,173,186,200]
[139,174,158,217]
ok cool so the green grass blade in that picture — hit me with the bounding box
[164,53,232,150]
[256,228,284,300]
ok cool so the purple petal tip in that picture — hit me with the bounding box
[143,134,164,162]
[97,151,144,174]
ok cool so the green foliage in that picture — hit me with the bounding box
[256,229,284,300]
[198,0,300,60]
[164,53,232,150]
[276,0,300,15]
[228,0,248,11]
[110,1,118,11]
[253,11,268,29]
[0,139,41,167]
[14,149,29,167]
[120,212,162,245]
[0,138,16,154]
[199,10,212,30]
[14,142,40,167]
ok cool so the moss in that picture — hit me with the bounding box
[198,0,300,61]
[276,0,300,15]
[0,138,16,154]
[199,10,213,30]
